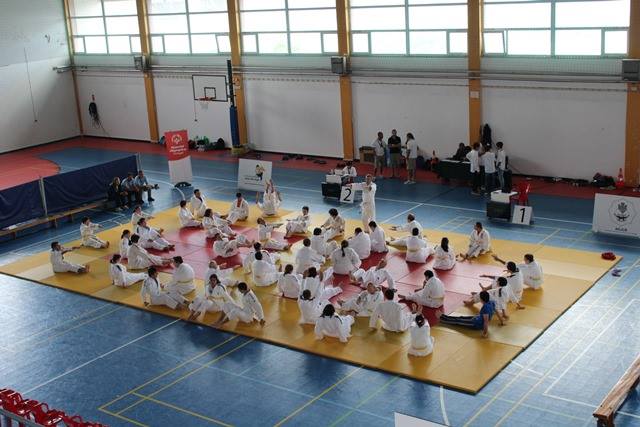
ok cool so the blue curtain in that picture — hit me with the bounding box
[0,181,45,229]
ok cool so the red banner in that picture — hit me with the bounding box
[165,130,189,161]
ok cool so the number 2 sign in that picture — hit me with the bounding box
[512,205,533,225]
[340,186,354,203]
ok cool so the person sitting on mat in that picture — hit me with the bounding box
[311,227,339,258]
[277,264,302,299]
[493,253,543,290]
[141,267,188,310]
[409,314,434,357]
[314,303,354,343]
[433,237,456,271]
[120,230,131,259]
[225,193,249,224]
[301,266,340,301]
[458,222,491,261]
[338,282,383,317]
[50,242,89,274]
[251,251,281,287]
[388,214,422,247]
[464,276,510,326]
[369,289,413,332]
[295,238,324,274]
[131,205,154,228]
[215,282,265,326]
[330,240,361,276]
[188,274,233,321]
[179,200,202,228]
[80,217,109,249]
[440,290,495,338]
[321,208,345,240]
[256,218,290,251]
[190,189,207,218]
[399,270,444,309]
[243,241,279,274]
[480,261,524,310]
[350,258,395,290]
[109,254,146,288]
[368,221,388,253]
[134,170,157,203]
[348,227,371,260]
[204,260,239,288]
[127,234,171,269]
[405,228,434,264]
[136,218,174,251]
[285,206,310,238]
[165,256,196,295]
[213,233,251,258]
[257,179,281,217]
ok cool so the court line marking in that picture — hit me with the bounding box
[25,319,181,394]
[381,203,423,224]
[130,393,232,427]
[328,376,400,427]
[99,407,148,427]
[439,386,450,426]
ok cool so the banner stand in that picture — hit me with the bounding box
[164,129,193,187]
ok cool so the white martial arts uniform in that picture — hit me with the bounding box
[466,229,491,258]
[166,263,196,295]
[369,300,413,332]
[392,220,423,247]
[190,195,207,218]
[311,233,339,258]
[295,246,324,274]
[252,259,279,287]
[405,235,434,263]
[433,245,456,270]
[277,272,303,298]
[110,263,146,288]
[322,215,345,240]
[243,249,278,274]
[80,223,106,248]
[223,290,265,323]
[258,223,288,250]
[141,276,186,309]
[119,237,130,259]
[204,266,237,288]
[404,277,445,308]
[50,249,83,273]
[202,216,223,239]
[314,314,354,342]
[258,190,280,216]
[340,289,383,317]
[507,271,524,303]
[214,237,247,258]
[301,269,340,301]
[519,261,544,289]
[127,243,164,269]
[369,227,388,253]
[298,297,327,325]
[179,207,201,228]
[409,319,434,357]
[286,213,310,235]
[330,247,361,275]
[348,232,371,260]
[136,225,171,250]
[189,283,234,315]
[352,266,395,290]
[227,199,249,224]
[131,211,151,228]
[360,182,377,226]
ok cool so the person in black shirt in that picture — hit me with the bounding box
[387,129,402,178]
[452,142,470,161]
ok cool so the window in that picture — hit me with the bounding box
[239,0,337,55]
[350,0,468,56]
[69,0,140,54]
[483,0,630,56]
[147,0,229,54]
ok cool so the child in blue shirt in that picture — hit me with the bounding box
[439,290,495,337]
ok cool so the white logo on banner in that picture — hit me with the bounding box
[593,194,640,238]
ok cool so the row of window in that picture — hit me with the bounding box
[70,0,630,57]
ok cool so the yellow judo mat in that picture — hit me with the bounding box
[0,200,619,393]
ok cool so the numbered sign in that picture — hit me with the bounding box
[340,186,355,203]
[512,205,533,225]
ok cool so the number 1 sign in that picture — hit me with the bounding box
[512,205,533,225]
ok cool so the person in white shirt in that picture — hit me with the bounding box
[109,254,146,288]
[480,260,525,308]
[251,251,281,287]
[298,289,326,325]
[127,234,171,269]
[372,132,386,178]
[50,242,88,273]
[243,242,279,274]
[404,132,418,185]
[204,260,239,288]
[405,228,434,264]
[213,233,251,258]
[141,267,188,310]
[215,282,266,326]
[356,174,377,231]
[190,189,207,218]
[295,238,325,274]
[285,206,310,238]
[311,228,339,257]
[466,143,481,195]
[322,208,345,240]
[257,180,281,217]
[179,200,202,228]
[493,253,543,290]
[400,270,445,309]
[301,266,341,300]
[225,192,250,224]
[119,230,131,259]
[136,218,174,251]
[187,274,234,321]
[368,221,388,253]
[458,222,491,261]
[348,227,371,260]
[330,240,361,275]
[314,304,354,343]
[495,141,507,192]
[339,282,383,317]
[408,314,434,357]
[165,256,196,295]
[277,264,302,299]
[341,161,357,181]
[256,218,290,251]
[433,237,456,270]
[482,149,496,194]
[388,214,422,247]
[350,258,395,290]
[464,276,510,326]
[369,289,413,332]
[80,217,108,249]
[131,205,153,228]
[202,209,235,238]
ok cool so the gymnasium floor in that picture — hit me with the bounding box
[1,139,640,426]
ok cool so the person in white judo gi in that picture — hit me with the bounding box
[225,192,250,224]
[321,208,345,240]
[311,228,339,257]
[50,242,88,273]
[141,267,188,310]
[330,240,361,275]
[479,261,524,309]
[215,282,266,326]
[295,238,325,274]
[405,228,434,263]
[136,218,174,251]
[493,253,543,289]
[464,276,510,326]
[368,221,388,253]
[408,314,434,357]
[285,206,310,238]
[243,242,279,274]
[190,189,207,218]
[338,282,383,317]
[204,260,239,288]
[298,289,326,325]
[301,266,341,300]
[213,233,252,258]
[314,304,354,343]
[257,179,281,217]
[256,218,290,251]
[350,258,395,290]
[277,264,303,299]
[165,256,196,295]
[433,237,456,270]
[131,205,154,228]
[399,270,445,309]
[251,251,281,287]
[178,200,202,228]
[348,227,371,260]
[369,289,414,332]
[353,174,376,231]
[388,214,423,247]
[119,230,131,259]
[458,222,491,261]
[127,234,171,269]
[202,209,235,238]
[187,274,234,321]
[80,217,109,249]
[109,254,146,288]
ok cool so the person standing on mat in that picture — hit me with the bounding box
[439,290,495,338]
[353,174,377,232]
[134,170,157,203]
[372,131,386,178]
[388,129,402,178]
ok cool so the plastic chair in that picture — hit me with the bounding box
[25,403,65,426]
[516,182,531,206]
[0,389,24,413]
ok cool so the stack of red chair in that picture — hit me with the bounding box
[0,388,108,427]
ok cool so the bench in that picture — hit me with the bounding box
[593,354,640,426]
[0,200,106,239]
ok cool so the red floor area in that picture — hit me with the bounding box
[1,136,637,199]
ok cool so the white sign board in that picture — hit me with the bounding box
[511,205,533,225]
[237,159,273,192]
[593,194,640,238]
[167,156,193,185]
[340,186,355,203]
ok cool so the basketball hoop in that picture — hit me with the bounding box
[197,97,212,110]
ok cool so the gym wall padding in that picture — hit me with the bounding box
[0,181,45,229]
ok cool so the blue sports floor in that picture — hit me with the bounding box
[1,145,639,426]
